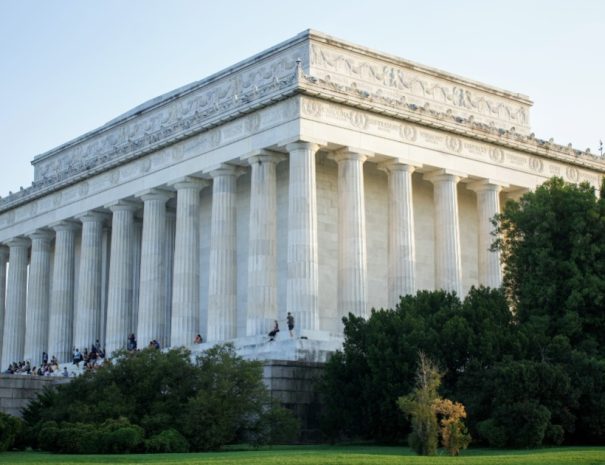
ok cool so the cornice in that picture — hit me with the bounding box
[297,74,605,173]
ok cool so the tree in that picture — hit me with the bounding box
[22,345,299,453]
[494,177,605,356]
[433,398,471,456]
[397,352,441,455]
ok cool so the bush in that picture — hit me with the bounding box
[145,428,189,453]
[0,412,24,452]
[247,404,301,446]
[54,423,98,454]
[98,418,144,454]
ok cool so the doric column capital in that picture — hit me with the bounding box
[467,179,509,193]
[75,210,111,224]
[207,163,245,179]
[283,139,326,153]
[377,159,420,174]
[136,188,174,203]
[50,220,81,233]
[106,199,141,213]
[5,237,30,248]
[27,229,54,243]
[423,169,467,185]
[329,147,373,164]
[244,149,287,166]
[168,176,209,192]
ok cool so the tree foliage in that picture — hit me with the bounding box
[322,176,605,448]
[22,345,299,453]
[397,352,441,455]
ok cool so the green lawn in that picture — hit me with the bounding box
[1,446,604,465]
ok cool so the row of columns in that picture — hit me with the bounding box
[0,141,505,369]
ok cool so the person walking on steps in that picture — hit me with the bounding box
[287,312,295,337]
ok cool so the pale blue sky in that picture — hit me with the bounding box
[1,0,603,195]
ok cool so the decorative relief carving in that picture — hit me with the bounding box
[566,166,579,182]
[110,171,120,186]
[53,192,62,207]
[350,111,368,129]
[140,158,152,173]
[400,124,417,142]
[528,157,544,173]
[29,46,303,189]
[302,99,323,117]
[489,147,505,163]
[78,182,89,197]
[446,136,462,153]
[310,43,529,128]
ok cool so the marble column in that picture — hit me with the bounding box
[163,209,176,348]
[469,180,506,289]
[246,152,284,336]
[130,217,142,335]
[106,200,138,355]
[1,239,29,369]
[380,161,417,308]
[332,149,369,318]
[73,212,107,353]
[207,165,239,342]
[424,170,464,296]
[137,189,173,347]
[48,221,79,363]
[170,177,207,347]
[24,230,53,365]
[0,247,8,365]
[286,142,320,332]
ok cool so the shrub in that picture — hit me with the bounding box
[0,412,24,452]
[144,428,189,453]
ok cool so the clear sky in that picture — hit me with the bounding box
[1,0,603,196]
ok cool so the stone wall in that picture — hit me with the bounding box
[0,375,69,417]
[263,360,325,442]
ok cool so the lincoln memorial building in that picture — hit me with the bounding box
[1,30,603,369]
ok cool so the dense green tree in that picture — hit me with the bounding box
[23,345,299,453]
[495,177,605,356]
[322,177,605,447]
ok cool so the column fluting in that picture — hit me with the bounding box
[0,247,8,366]
[136,189,173,347]
[469,180,505,289]
[207,165,239,342]
[332,149,369,318]
[106,200,138,355]
[247,153,284,336]
[1,239,29,369]
[74,212,107,353]
[170,177,207,347]
[424,170,464,296]
[381,161,417,308]
[24,230,53,365]
[48,221,79,363]
[286,142,320,332]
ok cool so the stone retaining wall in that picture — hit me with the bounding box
[0,374,69,417]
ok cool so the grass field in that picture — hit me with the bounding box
[1,446,604,465]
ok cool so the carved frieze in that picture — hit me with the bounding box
[310,43,530,134]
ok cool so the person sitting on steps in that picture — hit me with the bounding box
[268,320,279,341]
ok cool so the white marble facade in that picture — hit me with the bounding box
[0,30,603,367]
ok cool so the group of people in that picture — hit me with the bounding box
[268,312,295,341]
[4,353,67,377]
[72,341,106,371]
